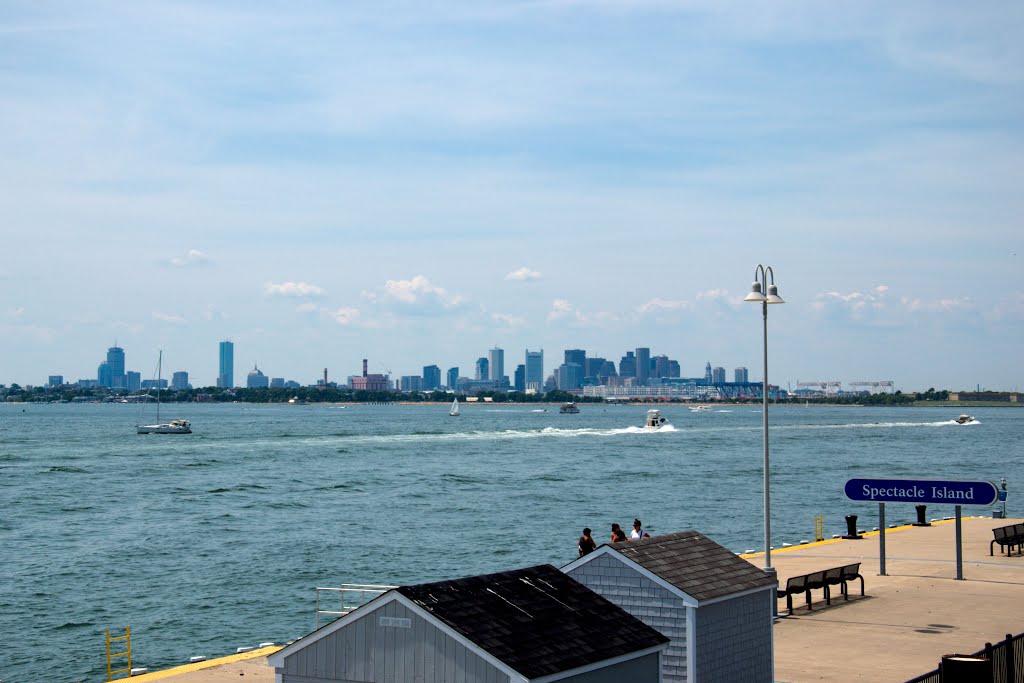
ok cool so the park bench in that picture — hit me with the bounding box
[990,524,1024,556]
[777,563,863,615]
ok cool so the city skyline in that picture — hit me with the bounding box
[7,337,979,395]
[1,3,1022,392]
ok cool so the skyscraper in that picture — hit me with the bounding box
[525,349,544,391]
[735,367,749,383]
[635,347,650,385]
[106,345,126,388]
[475,357,489,381]
[488,347,504,383]
[564,349,586,369]
[218,341,234,388]
[447,367,459,389]
[514,364,525,392]
[556,363,583,390]
[712,367,726,384]
[423,365,441,391]
[172,371,189,390]
[619,351,636,379]
[97,361,112,388]
[704,362,712,383]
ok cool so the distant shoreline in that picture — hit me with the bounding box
[3,400,1020,407]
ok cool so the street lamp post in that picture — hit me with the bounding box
[744,265,784,575]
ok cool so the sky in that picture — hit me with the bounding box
[1,1,1022,392]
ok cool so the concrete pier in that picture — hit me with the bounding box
[138,517,1024,682]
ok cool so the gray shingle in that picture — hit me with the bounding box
[606,531,777,602]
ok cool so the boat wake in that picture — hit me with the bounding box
[776,420,976,431]
[319,425,679,444]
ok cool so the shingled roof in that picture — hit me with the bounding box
[607,530,777,602]
[397,564,668,680]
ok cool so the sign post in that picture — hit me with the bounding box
[878,503,886,576]
[844,478,998,580]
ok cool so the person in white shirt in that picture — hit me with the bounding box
[630,518,650,540]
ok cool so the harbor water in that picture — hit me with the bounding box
[1,402,1020,682]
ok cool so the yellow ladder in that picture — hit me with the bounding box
[106,625,131,680]
[814,514,824,542]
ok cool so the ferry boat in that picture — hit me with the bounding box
[644,409,668,429]
[955,414,977,425]
[559,402,580,414]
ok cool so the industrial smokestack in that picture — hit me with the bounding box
[363,359,368,378]
[324,368,328,385]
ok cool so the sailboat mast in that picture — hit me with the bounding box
[156,350,162,422]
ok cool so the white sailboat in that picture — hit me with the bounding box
[450,397,460,416]
[137,351,192,434]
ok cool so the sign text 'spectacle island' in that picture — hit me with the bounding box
[844,478,998,506]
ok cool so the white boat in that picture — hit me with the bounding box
[450,397,459,417]
[688,404,712,412]
[644,409,668,429]
[560,402,580,414]
[136,351,192,434]
[955,414,977,425]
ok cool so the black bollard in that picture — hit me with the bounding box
[940,654,992,683]
[843,514,862,539]
[913,504,931,527]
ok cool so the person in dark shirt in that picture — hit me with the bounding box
[610,523,627,543]
[578,527,597,557]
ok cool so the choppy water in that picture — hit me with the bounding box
[1,402,1020,682]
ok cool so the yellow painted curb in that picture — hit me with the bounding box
[739,516,967,560]
[126,645,281,681]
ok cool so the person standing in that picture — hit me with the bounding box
[630,518,650,540]
[578,528,597,557]
[610,523,627,543]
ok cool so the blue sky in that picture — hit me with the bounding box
[2,1,1022,391]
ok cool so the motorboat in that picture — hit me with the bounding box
[137,351,193,435]
[560,402,580,414]
[955,414,977,425]
[688,404,712,412]
[644,409,668,429]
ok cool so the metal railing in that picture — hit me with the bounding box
[315,584,396,629]
[905,631,1024,683]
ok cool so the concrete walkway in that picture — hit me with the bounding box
[139,516,1024,683]
[769,516,1024,682]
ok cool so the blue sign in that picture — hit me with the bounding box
[845,478,998,506]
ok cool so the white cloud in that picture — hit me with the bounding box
[546,299,616,326]
[491,312,525,327]
[696,289,729,301]
[637,297,690,314]
[168,249,210,268]
[547,298,574,321]
[364,275,465,311]
[505,266,542,281]
[329,307,360,325]
[900,296,974,314]
[152,312,187,324]
[264,281,325,297]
